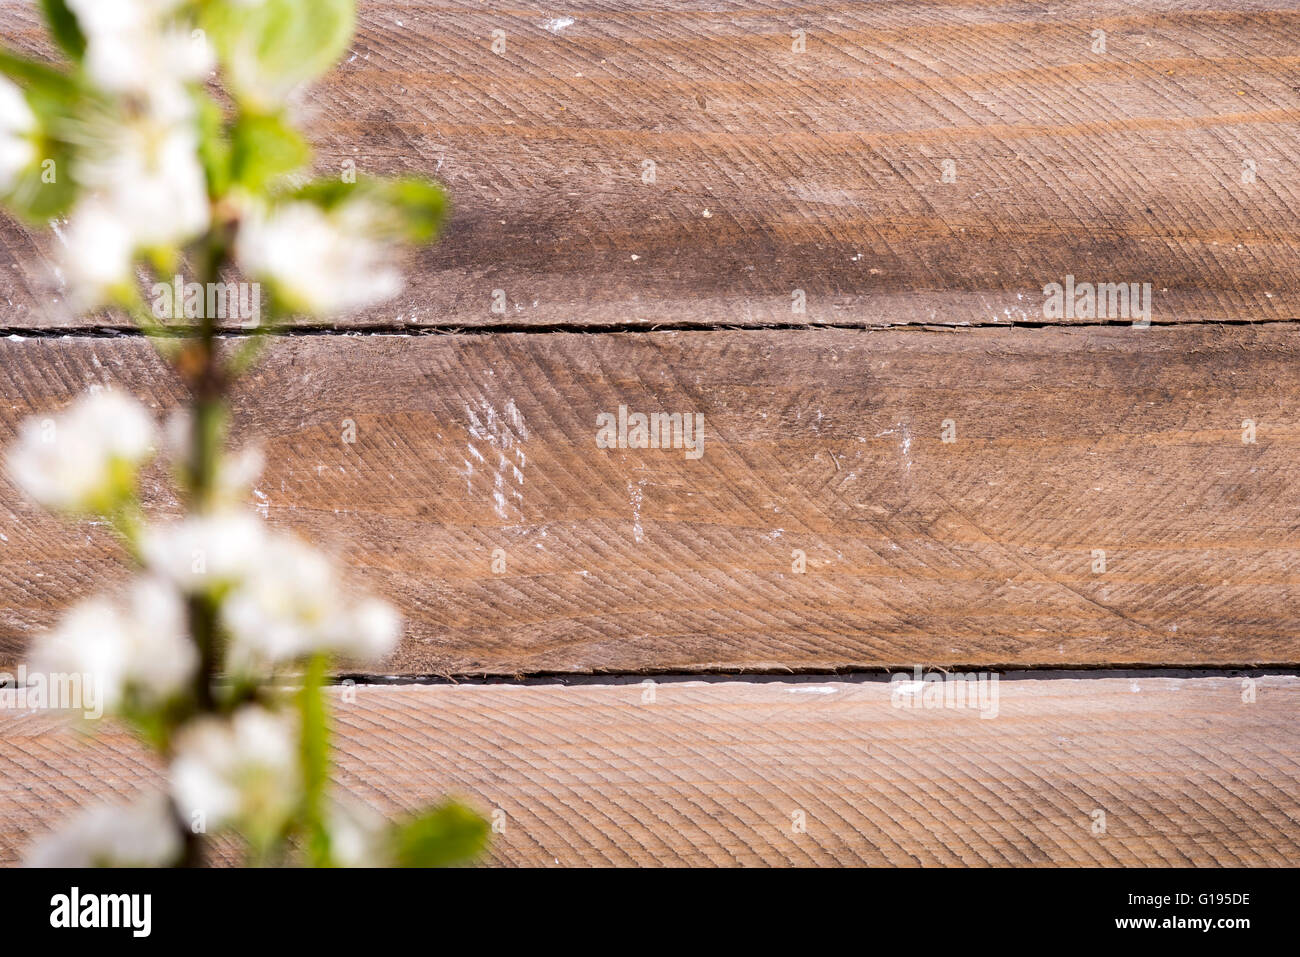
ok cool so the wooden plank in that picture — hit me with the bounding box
[2,0,1300,328]
[1,676,1296,866]
[1,324,1299,673]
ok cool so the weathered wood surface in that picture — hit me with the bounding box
[2,0,1300,328]
[1,677,1296,866]
[2,325,1299,673]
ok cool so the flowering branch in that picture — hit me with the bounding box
[1,0,486,867]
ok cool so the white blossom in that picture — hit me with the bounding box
[221,533,332,669]
[140,509,400,667]
[141,510,266,593]
[57,199,137,308]
[60,117,210,308]
[170,706,299,836]
[7,389,156,512]
[236,201,403,317]
[66,0,212,98]
[30,576,196,713]
[25,793,181,867]
[327,801,389,867]
[221,533,402,672]
[0,76,35,193]
[79,119,210,250]
[57,97,210,308]
[342,598,403,663]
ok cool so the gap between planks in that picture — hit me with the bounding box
[4,316,1300,339]
[334,666,1300,686]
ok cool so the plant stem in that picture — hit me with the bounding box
[299,654,332,867]
[171,218,235,867]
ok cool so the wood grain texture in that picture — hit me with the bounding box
[2,0,1299,328]
[2,325,1299,673]
[1,676,1296,866]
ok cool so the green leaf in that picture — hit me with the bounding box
[203,0,356,107]
[390,801,489,868]
[0,48,78,99]
[193,91,232,199]
[2,138,77,222]
[289,176,357,210]
[376,177,448,244]
[40,0,86,62]
[0,49,82,220]
[298,654,332,867]
[231,111,309,192]
[290,174,449,245]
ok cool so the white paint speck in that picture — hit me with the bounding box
[629,480,644,543]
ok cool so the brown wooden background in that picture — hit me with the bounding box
[1,0,1298,865]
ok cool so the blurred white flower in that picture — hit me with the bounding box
[58,100,210,308]
[7,389,155,512]
[60,119,210,311]
[222,534,401,672]
[25,793,181,867]
[170,706,299,838]
[66,0,212,98]
[163,407,189,460]
[236,201,403,317]
[0,76,35,193]
[222,533,333,669]
[57,199,137,308]
[30,576,196,713]
[141,510,265,593]
[342,597,403,663]
[81,120,210,250]
[141,508,400,667]
[328,801,389,867]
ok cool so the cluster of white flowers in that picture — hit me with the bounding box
[6,389,156,512]
[56,1,212,308]
[0,76,35,193]
[140,510,266,592]
[5,0,464,871]
[143,511,401,673]
[171,705,299,838]
[25,793,181,868]
[236,200,404,317]
[31,577,196,713]
[66,0,213,100]
[12,389,404,863]
[12,387,400,679]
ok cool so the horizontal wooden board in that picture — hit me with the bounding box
[1,325,1299,673]
[2,0,1300,328]
[1,676,1296,866]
